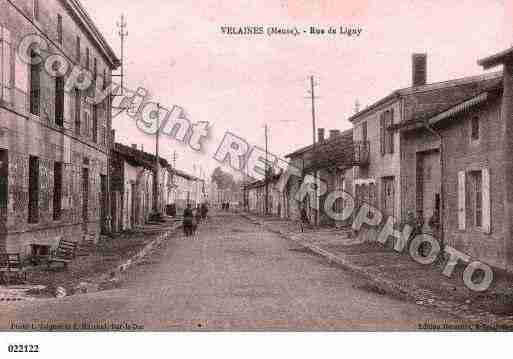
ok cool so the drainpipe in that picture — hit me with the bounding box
[501,61,513,264]
[422,120,445,248]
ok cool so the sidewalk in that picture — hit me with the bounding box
[240,211,513,324]
[0,218,181,301]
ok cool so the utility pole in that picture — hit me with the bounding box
[115,14,128,96]
[265,124,269,215]
[152,103,162,220]
[172,151,177,169]
[308,76,319,226]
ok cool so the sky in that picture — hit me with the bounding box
[81,0,511,179]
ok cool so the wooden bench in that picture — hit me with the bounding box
[0,253,26,284]
[47,239,78,270]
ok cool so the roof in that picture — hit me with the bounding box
[285,129,354,172]
[61,0,121,69]
[392,79,503,131]
[114,143,170,170]
[171,168,202,182]
[242,173,281,190]
[348,71,502,123]
[478,47,513,69]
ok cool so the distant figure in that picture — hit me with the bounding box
[183,203,194,237]
[226,202,230,211]
[201,203,208,220]
[299,205,309,233]
[192,205,201,235]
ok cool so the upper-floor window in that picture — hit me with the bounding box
[75,88,81,135]
[86,48,90,70]
[57,14,63,45]
[55,76,64,126]
[471,116,479,141]
[102,69,107,90]
[29,50,41,116]
[362,121,367,142]
[380,109,394,154]
[28,156,39,223]
[470,170,483,228]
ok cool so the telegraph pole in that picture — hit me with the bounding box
[308,76,318,226]
[152,103,162,220]
[115,14,128,96]
[310,76,317,147]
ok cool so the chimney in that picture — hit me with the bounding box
[131,144,137,149]
[412,53,427,87]
[317,128,325,142]
[329,129,341,139]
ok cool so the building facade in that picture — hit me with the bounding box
[348,54,501,243]
[393,47,513,271]
[283,128,354,226]
[0,0,119,257]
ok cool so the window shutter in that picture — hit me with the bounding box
[1,26,12,102]
[458,171,466,230]
[14,53,28,93]
[482,168,491,233]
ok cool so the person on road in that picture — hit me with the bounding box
[183,203,194,237]
[299,205,309,233]
[194,205,202,232]
[201,202,208,220]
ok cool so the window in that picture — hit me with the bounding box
[53,161,63,220]
[0,150,7,215]
[362,121,367,142]
[458,169,490,232]
[471,116,479,141]
[33,0,39,21]
[86,48,90,70]
[29,50,41,116]
[92,104,98,143]
[28,156,39,223]
[380,110,394,154]
[82,167,89,222]
[76,36,81,61]
[57,14,63,45]
[470,170,483,227]
[75,88,81,134]
[102,69,107,90]
[1,26,12,103]
[55,76,64,126]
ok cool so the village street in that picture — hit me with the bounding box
[0,212,454,331]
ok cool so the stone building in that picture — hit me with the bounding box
[169,168,204,213]
[0,0,119,258]
[110,142,173,232]
[283,128,354,226]
[348,54,501,241]
[392,47,513,271]
[244,172,282,216]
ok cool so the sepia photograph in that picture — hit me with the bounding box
[0,0,512,356]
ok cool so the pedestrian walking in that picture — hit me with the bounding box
[299,205,309,233]
[201,202,208,220]
[183,203,194,237]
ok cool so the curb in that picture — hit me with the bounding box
[239,212,513,324]
[72,223,182,297]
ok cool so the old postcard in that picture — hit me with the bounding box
[1,0,513,347]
